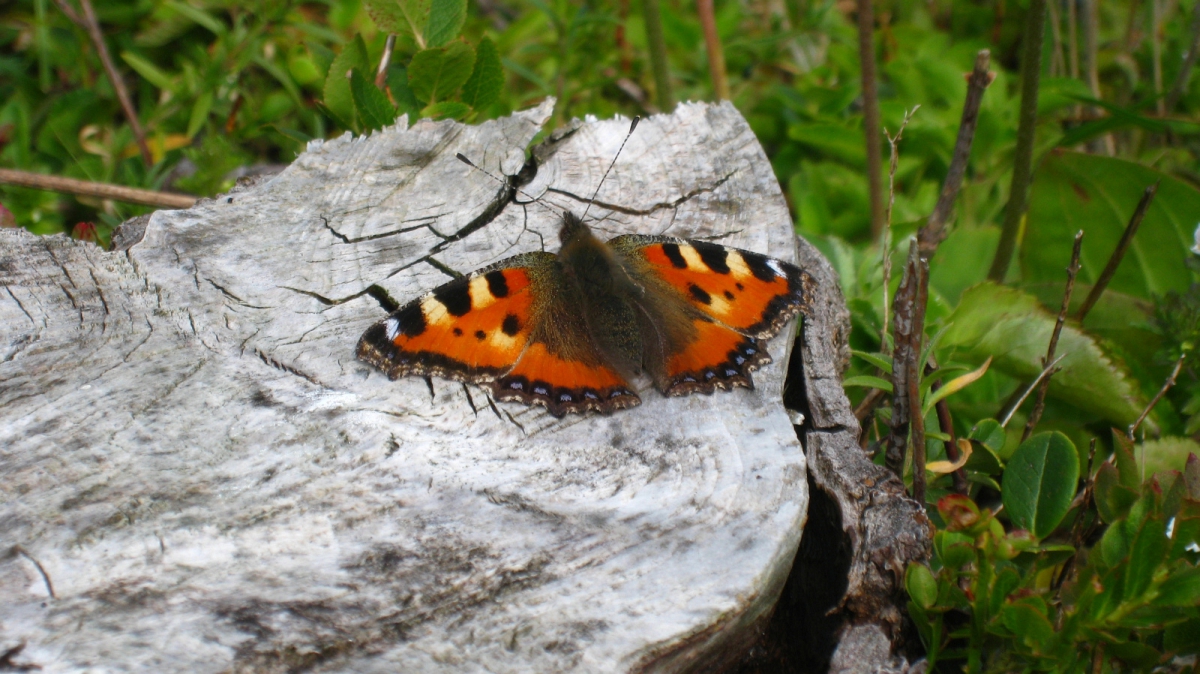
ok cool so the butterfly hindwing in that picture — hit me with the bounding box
[610,235,811,396]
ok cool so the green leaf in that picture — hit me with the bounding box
[186,91,213,139]
[461,36,503,110]
[1002,432,1080,539]
[842,375,894,392]
[425,0,467,47]
[365,0,430,39]
[943,283,1146,428]
[164,0,226,35]
[120,51,176,92]
[1164,618,1200,654]
[1126,518,1168,600]
[1023,152,1200,301]
[1105,640,1162,668]
[969,419,1007,455]
[1112,430,1142,489]
[349,68,397,131]
[787,121,865,167]
[923,357,990,416]
[1099,519,1133,569]
[905,563,938,609]
[1095,463,1139,524]
[999,600,1055,650]
[323,35,369,130]
[386,66,423,118]
[852,350,893,374]
[1152,567,1200,607]
[407,42,475,104]
[421,100,471,120]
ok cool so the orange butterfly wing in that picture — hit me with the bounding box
[611,235,813,396]
[358,252,639,417]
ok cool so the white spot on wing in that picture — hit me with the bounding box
[726,250,752,279]
[468,274,495,310]
[421,296,450,326]
[385,318,400,341]
[766,259,786,277]
[679,245,704,270]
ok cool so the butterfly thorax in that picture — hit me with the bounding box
[556,214,645,376]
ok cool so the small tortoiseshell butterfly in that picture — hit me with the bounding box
[357,118,814,417]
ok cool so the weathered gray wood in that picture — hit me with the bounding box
[1,101,811,672]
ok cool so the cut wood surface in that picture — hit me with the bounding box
[1,101,816,672]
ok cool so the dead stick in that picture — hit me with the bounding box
[882,107,918,351]
[856,0,885,239]
[697,0,729,100]
[1130,353,1186,438]
[886,240,919,476]
[919,50,993,256]
[1076,182,1158,321]
[0,168,196,209]
[908,255,930,504]
[57,0,154,167]
[854,387,887,423]
[375,34,396,89]
[1023,230,1084,441]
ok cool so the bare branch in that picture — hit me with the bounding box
[1076,182,1159,321]
[919,50,993,256]
[1130,353,1186,439]
[999,354,1067,428]
[1023,230,1084,441]
[59,0,154,167]
[0,168,197,209]
[375,34,397,89]
[697,0,729,100]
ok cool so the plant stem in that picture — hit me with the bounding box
[886,239,919,477]
[0,168,196,209]
[987,0,1046,282]
[1075,182,1159,321]
[641,0,674,111]
[856,0,885,240]
[55,0,153,167]
[919,50,992,257]
[1023,230,1084,442]
[1130,353,1186,438]
[882,107,917,352]
[375,34,396,89]
[999,354,1066,427]
[1166,0,1200,111]
[697,0,729,100]
[909,254,929,504]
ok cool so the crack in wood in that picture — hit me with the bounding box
[254,348,323,387]
[546,172,734,217]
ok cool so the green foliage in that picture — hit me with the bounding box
[910,449,1200,671]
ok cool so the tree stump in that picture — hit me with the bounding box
[1,101,929,672]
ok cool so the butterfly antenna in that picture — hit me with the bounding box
[580,116,641,222]
[455,153,565,218]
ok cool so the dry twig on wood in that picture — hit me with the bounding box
[0,168,197,209]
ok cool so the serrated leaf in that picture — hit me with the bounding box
[924,357,991,415]
[943,283,1147,428]
[1003,432,1080,539]
[387,65,422,118]
[842,375,894,392]
[852,349,893,374]
[365,0,430,40]
[323,35,369,131]
[461,36,503,109]
[407,42,474,104]
[350,68,397,131]
[421,100,471,120]
[425,0,466,47]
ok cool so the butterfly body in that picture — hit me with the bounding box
[358,213,813,417]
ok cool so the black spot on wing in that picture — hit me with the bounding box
[434,282,472,317]
[474,330,487,341]
[502,314,521,336]
[396,303,426,338]
[453,327,463,337]
[742,252,779,283]
[661,243,688,269]
[688,283,712,305]
[724,290,735,300]
[485,270,509,298]
[695,243,730,274]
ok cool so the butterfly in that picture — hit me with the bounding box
[357,122,814,418]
